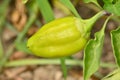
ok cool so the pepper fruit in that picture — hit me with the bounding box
[27,11,105,58]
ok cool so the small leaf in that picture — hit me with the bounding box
[103,0,120,16]
[83,17,110,80]
[102,69,120,80]
[111,27,120,67]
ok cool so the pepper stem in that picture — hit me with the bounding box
[84,10,106,33]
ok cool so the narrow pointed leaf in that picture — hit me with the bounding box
[36,0,55,22]
[111,27,120,67]
[84,17,110,80]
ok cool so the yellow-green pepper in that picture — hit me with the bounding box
[27,11,104,58]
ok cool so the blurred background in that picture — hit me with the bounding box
[0,0,119,80]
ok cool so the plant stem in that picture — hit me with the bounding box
[5,59,116,68]
[15,12,37,43]
[15,0,38,43]
[84,10,106,33]
[60,57,67,80]
[14,2,38,53]
[85,3,120,26]
[4,58,116,79]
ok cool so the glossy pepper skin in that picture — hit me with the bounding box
[27,17,89,58]
[27,11,104,58]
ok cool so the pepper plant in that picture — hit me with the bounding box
[27,0,120,80]
[1,0,120,80]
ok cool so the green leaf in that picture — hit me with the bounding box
[103,0,113,3]
[83,16,110,80]
[102,69,120,80]
[103,0,120,16]
[83,0,101,8]
[111,26,120,67]
[59,0,81,18]
[36,0,55,22]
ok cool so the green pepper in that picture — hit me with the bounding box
[27,11,105,58]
